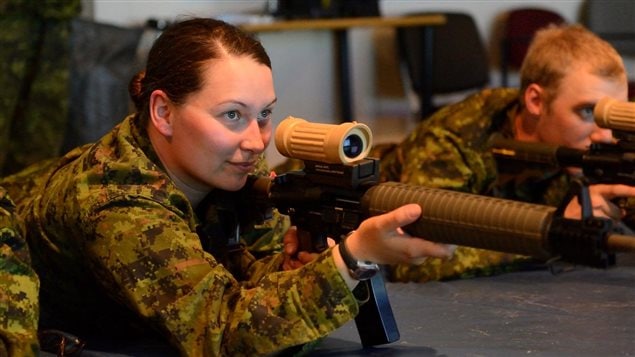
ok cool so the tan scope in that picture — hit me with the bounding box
[594,97,635,132]
[275,116,373,164]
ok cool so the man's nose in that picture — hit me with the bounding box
[590,126,614,144]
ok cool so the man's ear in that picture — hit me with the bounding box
[149,90,173,137]
[523,83,544,116]
[516,84,544,140]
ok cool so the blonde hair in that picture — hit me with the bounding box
[519,24,626,106]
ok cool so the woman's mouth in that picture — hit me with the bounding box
[228,161,257,173]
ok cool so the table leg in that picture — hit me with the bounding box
[420,26,434,120]
[334,29,353,122]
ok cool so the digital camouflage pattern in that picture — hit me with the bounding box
[0,114,359,356]
[0,186,39,357]
[0,0,81,176]
[373,88,574,283]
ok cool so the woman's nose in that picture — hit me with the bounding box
[241,119,266,153]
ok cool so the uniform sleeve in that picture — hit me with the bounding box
[0,245,40,357]
[394,124,491,193]
[86,199,358,356]
[0,191,40,357]
[378,89,518,194]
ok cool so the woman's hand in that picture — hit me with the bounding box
[281,226,333,270]
[344,203,453,265]
[330,203,452,288]
[281,203,452,288]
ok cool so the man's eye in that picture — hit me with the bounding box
[580,106,595,121]
[224,111,241,121]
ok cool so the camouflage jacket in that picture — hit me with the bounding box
[376,88,572,282]
[0,186,39,357]
[0,114,358,356]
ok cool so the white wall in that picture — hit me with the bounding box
[90,0,590,167]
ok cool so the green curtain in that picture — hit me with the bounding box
[0,0,81,176]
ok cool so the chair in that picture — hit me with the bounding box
[499,8,566,87]
[62,19,144,152]
[396,12,490,120]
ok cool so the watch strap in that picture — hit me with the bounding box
[338,232,379,281]
[339,232,361,271]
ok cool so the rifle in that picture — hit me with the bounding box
[243,114,635,347]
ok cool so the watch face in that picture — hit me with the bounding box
[350,262,380,281]
[350,268,378,281]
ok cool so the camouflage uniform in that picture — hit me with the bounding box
[374,88,571,282]
[0,114,358,356]
[0,186,39,357]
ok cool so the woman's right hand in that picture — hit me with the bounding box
[333,203,453,287]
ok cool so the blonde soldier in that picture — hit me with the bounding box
[375,24,635,282]
[0,18,450,356]
[0,186,39,357]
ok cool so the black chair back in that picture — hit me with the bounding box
[397,12,490,119]
[499,8,565,87]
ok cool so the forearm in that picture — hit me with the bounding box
[151,249,358,356]
[221,250,358,354]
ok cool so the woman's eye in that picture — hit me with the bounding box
[224,111,241,121]
[256,110,273,127]
[258,109,272,121]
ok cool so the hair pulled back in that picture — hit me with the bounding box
[129,18,271,124]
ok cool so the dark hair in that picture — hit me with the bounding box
[129,18,271,124]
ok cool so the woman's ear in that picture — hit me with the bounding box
[523,83,544,117]
[149,90,173,137]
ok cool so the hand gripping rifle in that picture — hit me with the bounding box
[243,115,635,347]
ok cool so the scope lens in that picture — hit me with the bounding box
[343,134,363,158]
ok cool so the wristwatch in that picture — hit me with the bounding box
[338,231,380,281]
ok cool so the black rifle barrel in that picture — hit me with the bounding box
[489,134,585,167]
